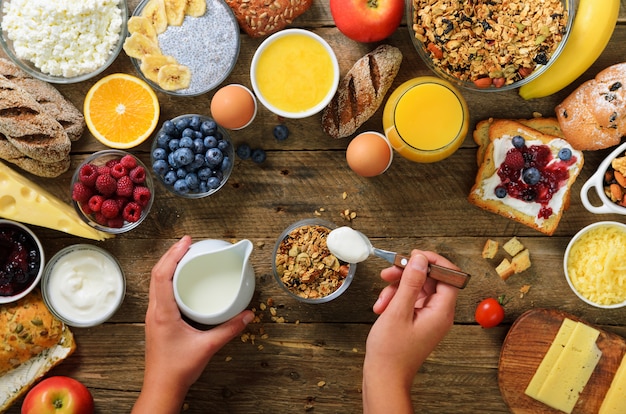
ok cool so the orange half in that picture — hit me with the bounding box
[84,73,160,149]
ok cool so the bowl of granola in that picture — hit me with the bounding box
[273,219,356,303]
[407,0,574,91]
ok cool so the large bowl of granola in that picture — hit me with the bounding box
[273,219,356,304]
[407,0,574,91]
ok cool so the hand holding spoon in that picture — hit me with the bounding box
[326,227,471,289]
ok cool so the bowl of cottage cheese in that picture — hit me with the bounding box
[0,0,127,83]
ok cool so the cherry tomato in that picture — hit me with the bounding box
[475,297,505,328]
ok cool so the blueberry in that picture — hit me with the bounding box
[164,170,177,185]
[199,181,209,193]
[173,179,190,194]
[167,152,181,168]
[251,148,266,163]
[198,167,212,181]
[558,148,572,161]
[152,147,167,160]
[194,130,204,140]
[189,153,205,169]
[192,138,205,154]
[185,173,200,190]
[273,124,289,141]
[207,176,221,189]
[176,167,188,179]
[205,148,223,167]
[201,120,217,135]
[512,135,525,149]
[217,139,230,152]
[204,135,218,149]
[175,117,190,132]
[179,136,194,148]
[156,132,172,149]
[174,147,194,165]
[152,159,169,176]
[495,186,507,198]
[189,116,201,130]
[181,129,195,141]
[236,143,251,159]
[162,120,177,135]
[168,138,180,152]
[522,167,541,185]
[221,155,232,172]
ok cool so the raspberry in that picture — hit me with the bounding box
[120,154,137,170]
[105,159,120,168]
[110,163,127,179]
[101,199,120,219]
[94,212,108,226]
[504,150,525,170]
[123,202,143,223]
[72,182,93,204]
[107,217,125,229]
[88,195,104,212]
[133,186,152,206]
[129,165,146,184]
[97,165,110,176]
[78,163,98,187]
[116,176,134,198]
[81,202,94,215]
[96,174,117,197]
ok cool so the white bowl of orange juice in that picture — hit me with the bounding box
[250,29,339,119]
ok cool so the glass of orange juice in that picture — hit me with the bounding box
[383,77,469,163]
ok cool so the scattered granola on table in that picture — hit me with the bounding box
[411,0,569,88]
[275,224,350,299]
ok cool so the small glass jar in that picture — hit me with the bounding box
[383,76,469,163]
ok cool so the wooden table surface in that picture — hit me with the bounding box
[4,1,626,413]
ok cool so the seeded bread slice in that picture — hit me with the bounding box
[468,120,584,235]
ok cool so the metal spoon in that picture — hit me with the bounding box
[327,227,471,289]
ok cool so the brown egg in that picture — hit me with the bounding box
[346,132,393,177]
[210,84,257,130]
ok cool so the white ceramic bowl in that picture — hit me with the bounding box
[580,141,626,215]
[0,220,44,304]
[564,221,626,309]
[0,0,128,83]
[250,29,340,118]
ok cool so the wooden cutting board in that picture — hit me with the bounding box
[498,308,626,414]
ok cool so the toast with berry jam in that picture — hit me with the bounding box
[468,120,584,235]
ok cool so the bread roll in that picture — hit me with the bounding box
[225,0,312,38]
[321,45,402,139]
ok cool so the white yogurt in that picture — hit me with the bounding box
[43,245,125,327]
[326,227,370,263]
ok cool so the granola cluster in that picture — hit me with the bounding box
[275,224,350,300]
[411,0,568,87]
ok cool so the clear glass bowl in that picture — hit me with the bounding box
[71,150,155,234]
[272,218,357,304]
[407,0,574,92]
[150,114,234,198]
[129,0,240,96]
[0,0,128,84]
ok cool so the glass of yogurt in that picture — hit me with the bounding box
[42,244,125,327]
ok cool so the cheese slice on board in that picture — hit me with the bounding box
[0,161,112,240]
[599,353,626,413]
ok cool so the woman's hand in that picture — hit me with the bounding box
[362,250,460,414]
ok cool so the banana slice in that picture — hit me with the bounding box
[127,16,159,44]
[123,33,162,60]
[164,0,187,26]
[185,0,206,17]
[141,0,168,34]
[157,64,192,91]
[140,54,178,83]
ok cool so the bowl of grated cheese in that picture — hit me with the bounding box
[564,221,626,309]
[0,0,128,83]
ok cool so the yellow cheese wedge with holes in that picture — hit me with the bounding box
[0,161,112,240]
[600,353,626,413]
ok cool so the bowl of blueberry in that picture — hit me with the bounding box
[0,219,44,304]
[151,114,234,198]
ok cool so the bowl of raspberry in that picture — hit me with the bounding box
[150,114,234,198]
[0,219,44,304]
[71,150,154,234]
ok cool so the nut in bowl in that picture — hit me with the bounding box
[407,0,574,91]
[580,141,626,215]
[0,0,128,83]
[71,150,154,234]
[564,222,626,309]
[273,219,356,304]
[151,114,234,198]
[0,219,44,304]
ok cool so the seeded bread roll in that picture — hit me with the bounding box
[224,0,312,38]
[0,59,85,142]
[556,63,626,151]
[321,45,402,139]
[468,120,584,235]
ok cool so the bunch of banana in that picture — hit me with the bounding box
[123,0,206,91]
[519,0,620,100]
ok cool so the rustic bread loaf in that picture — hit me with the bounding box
[224,0,312,37]
[0,77,71,163]
[0,59,85,141]
[468,120,584,235]
[556,63,626,150]
[0,138,70,177]
[321,44,402,139]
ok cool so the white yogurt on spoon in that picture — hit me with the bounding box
[326,226,371,263]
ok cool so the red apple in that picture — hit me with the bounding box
[22,376,94,414]
[330,0,404,43]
